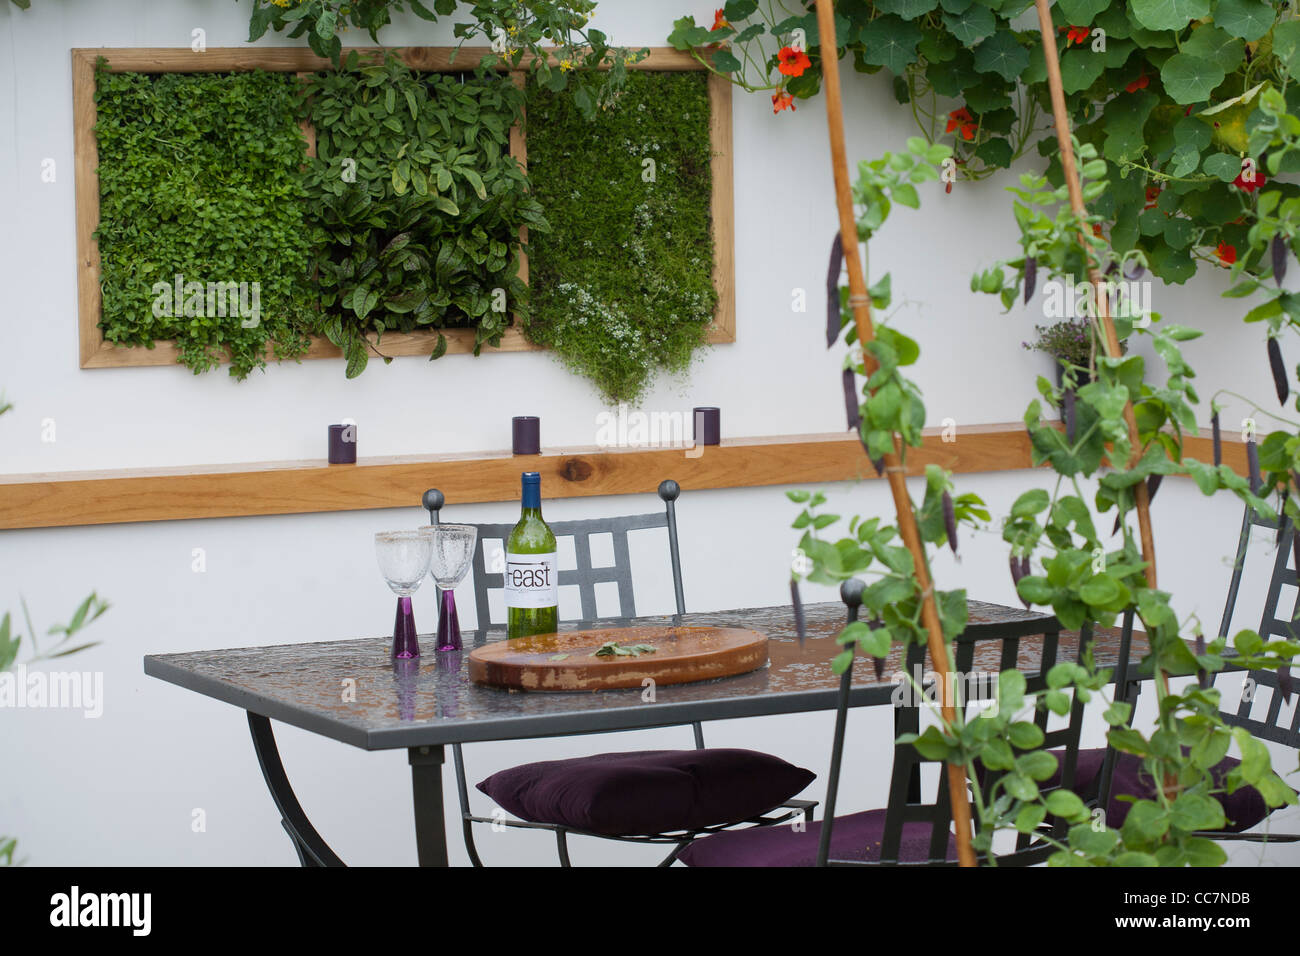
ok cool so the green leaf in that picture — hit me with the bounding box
[1057,0,1110,22]
[1182,836,1228,866]
[710,49,742,72]
[972,31,1029,82]
[1044,788,1087,820]
[1016,749,1059,781]
[1202,152,1242,181]
[1014,803,1047,833]
[1103,91,1158,162]
[1161,54,1227,105]
[1003,773,1040,801]
[975,137,1014,169]
[1060,48,1107,94]
[1274,20,1300,78]
[1011,488,1050,518]
[859,15,924,74]
[1233,725,1269,783]
[1170,792,1226,831]
[1211,0,1275,40]
[1130,0,1211,32]
[316,8,337,39]
[874,0,940,17]
[1008,720,1045,750]
[999,669,1027,714]
[1122,800,1170,840]
[940,4,996,46]
[1180,24,1244,70]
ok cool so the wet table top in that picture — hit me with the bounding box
[143,601,1146,751]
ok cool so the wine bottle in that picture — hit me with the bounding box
[505,471,559,639]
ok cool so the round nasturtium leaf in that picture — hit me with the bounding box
[1160,53,1227,104]
[1130,0,1211,32]
[859,15,924,74]
[1201,151,1243,182]
[1212,0,1276,41]
[972,30,1029,82]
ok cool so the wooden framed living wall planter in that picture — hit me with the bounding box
[71,46,735,370]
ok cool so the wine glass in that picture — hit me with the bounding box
[375,530,433,659]
[421,524,477,651]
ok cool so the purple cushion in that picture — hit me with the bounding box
[679,809,957,867]
[1046,748,1268,831]
[477,749,815,837]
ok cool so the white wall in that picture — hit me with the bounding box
[2,0,1297,865]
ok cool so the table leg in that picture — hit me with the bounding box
[409,744,449,867]
[246,712,345,867]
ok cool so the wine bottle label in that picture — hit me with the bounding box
[504,551,558,609]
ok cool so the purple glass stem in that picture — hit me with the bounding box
[437,588,462,651]
[392,595,420,659]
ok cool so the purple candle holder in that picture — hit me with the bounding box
[392,595,420,659]
[512,416,541,455]
[436,589,462,651]
[328,423,357,464]
[693,407,721,446]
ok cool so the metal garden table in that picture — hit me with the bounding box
[142,600,1140,866]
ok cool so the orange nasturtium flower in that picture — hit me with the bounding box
[1144,185,1161,210]
[946,107,976,141]
[1215,242,1238,265]
[1126,74,1149,93]
[1067,25,1090,44]
[711,8,729,31]
[772,90,795,113]
[778,46,812,77]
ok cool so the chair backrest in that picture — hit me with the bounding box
[422,480,687,627]
[819,579,1091,866]
[1214,502,1300,748]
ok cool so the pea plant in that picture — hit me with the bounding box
[793,137,1300,865]
[969,143,1300,863]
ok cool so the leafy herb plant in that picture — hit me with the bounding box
[93,65,316,378]
[300,53,548,375]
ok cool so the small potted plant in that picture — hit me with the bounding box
[1022,319,1101,392]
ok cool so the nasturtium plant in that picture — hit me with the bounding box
[300,53,548,376]
[243,0,647,119]
[671,0,1300,285]
[525,71,717,404]
[94,65,317,378]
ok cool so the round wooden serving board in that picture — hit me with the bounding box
[468,625,769,692]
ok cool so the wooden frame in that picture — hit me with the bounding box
[0,425,1249,530]
[72,46,735,369]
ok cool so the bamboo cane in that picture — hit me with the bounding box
[813,0,977,868]
[1031,0,1158,592]
[1031,0,1177,764]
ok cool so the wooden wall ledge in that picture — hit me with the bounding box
[0,424,1247,530]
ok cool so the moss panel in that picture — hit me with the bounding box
[525,71,717,404]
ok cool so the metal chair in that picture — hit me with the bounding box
[423,481,816,866]
[1080,502,1300,843]
[680,579,1095,866]
[1194,502,1300,843]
